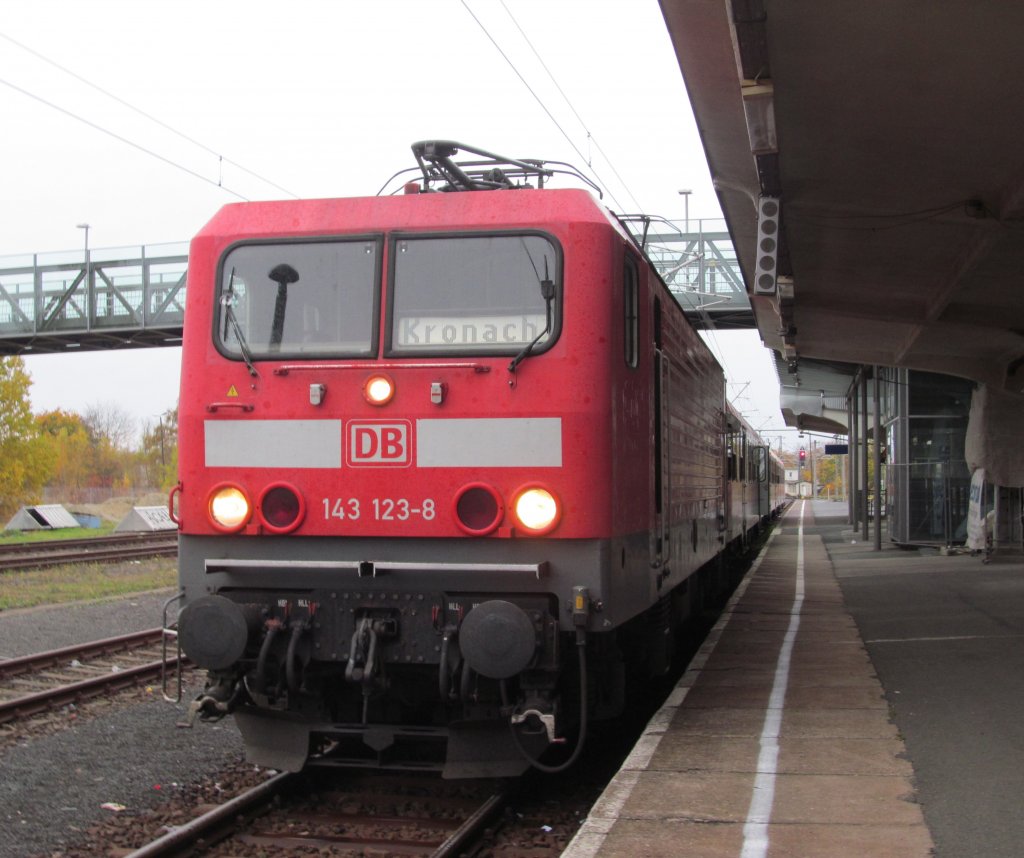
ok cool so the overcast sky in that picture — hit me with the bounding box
[0,0,787,440]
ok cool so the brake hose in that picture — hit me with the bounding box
[255,622,281,694]
[509,630,588,773]
[439,627,455,701]
[285,622,306,693]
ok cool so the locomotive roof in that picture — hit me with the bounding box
[194,188,624,242]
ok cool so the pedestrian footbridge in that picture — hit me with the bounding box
[0,222,751,355]
[0,242,188,354]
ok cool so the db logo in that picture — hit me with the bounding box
[347,421,411,467]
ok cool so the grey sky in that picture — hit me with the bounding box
[0,0,784,437]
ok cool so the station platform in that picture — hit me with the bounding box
[565,499,1024,858]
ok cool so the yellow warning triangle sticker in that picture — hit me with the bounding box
[227,385,239,397]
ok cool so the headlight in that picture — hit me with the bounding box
[208,484,252,532]
[363,373,395,405]
[511,485,561,535]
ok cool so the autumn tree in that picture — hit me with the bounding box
[139,406,179,489]
[815,454,843,499]
[82,402,137,451]
[38,402,178,499]
[37,409,93,500]
[81,402,137,489]
[0,357,53,520]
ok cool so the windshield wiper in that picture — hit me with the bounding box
[221,267,258,378]
[508,260,555,380]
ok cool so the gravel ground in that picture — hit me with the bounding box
[0,590,247,857]
[0,589,177,659]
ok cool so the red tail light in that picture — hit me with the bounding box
[258,483,305,533]
[454,483,504,535]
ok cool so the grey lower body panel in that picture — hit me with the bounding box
[178,527,723,632]
[234,707,547,779]
[179,534,621,629]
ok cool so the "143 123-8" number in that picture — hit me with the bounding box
[322,498,436,522]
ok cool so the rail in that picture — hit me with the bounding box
[124,770,509,857]
[0,628,187,725]
[0,532,177,572]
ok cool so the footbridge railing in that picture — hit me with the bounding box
[0,221,751,356]
[0,242,188,354]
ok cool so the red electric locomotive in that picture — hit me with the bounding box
[172,142,776,778]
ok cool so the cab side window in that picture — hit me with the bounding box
[624,256,639,368]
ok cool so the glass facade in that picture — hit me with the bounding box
[886,369,975,545]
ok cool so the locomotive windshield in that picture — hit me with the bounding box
[216,239,380,359]
[388,234,560,355]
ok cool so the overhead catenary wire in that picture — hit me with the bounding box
[0,29,300,200]
[497,0,645,213]
[460,0,627,212]
[464,2,750,416]
[0,74,250,202]
[703,326,737,386]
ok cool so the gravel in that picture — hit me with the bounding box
[0,589,178,660]
[0,590,247,857]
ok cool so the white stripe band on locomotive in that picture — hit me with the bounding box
[416,417,562,467]
[205,419,343,468]
[203,417,562,469]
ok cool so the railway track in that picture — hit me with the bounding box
[0,628,186,724]
[125,770,511,857]
[0,531,178,572]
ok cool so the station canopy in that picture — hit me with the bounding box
[659,1,1024,439]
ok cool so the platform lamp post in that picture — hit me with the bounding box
[76,222,90,259]
[77,223,91,324]
[811,439,817,499]
[677,189,691,234]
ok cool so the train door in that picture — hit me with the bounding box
[651,296,669,568]
[739,432,750,546]
[754,444,769,519]
[724,415,738,543]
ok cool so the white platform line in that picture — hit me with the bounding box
[560,524,782,858]
[867,634,1024,644]
[740,501,806,858]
